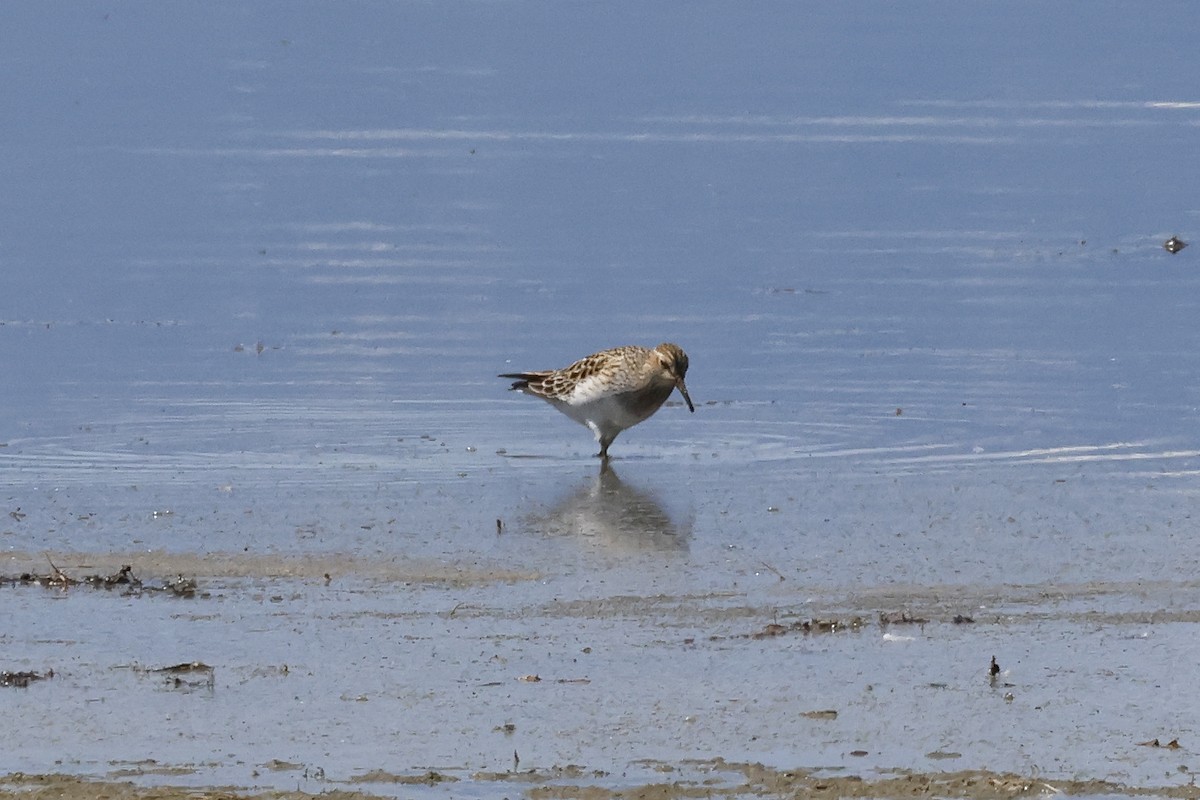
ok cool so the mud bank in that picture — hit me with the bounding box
[4,762,1200,800]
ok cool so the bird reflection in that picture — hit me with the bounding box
[531,462,689,552]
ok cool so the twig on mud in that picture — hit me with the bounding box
[759,561,785,582]
[44,554,73,587]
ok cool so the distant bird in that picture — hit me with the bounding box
[500,343,694,459]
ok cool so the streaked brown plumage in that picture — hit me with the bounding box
[500,343,694,458]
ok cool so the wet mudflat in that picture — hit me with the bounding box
[3,456,1200,799]
[5,2,1200,799]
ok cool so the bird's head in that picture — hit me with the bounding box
[654,342,694,413]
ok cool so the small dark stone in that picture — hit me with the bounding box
[1164,236,1187,254]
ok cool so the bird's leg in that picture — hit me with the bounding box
[597,434,615,460]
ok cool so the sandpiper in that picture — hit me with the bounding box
[500,343,694,458]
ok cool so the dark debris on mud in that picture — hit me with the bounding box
[1139,737,1184,750]
[691,609,982,644]
[744,617,867,640]
[146,661,216,691]
[0,561,202,598]
[879,610,930,626]
[0,669,53,688]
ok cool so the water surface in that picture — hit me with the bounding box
[3,3,1200,797]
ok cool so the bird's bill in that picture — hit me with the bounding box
[676,379,695,413]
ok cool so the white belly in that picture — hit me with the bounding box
[553,393,649,435]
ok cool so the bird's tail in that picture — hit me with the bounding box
[498,371,549,392]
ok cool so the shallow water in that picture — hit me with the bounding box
[3,3,1200,797]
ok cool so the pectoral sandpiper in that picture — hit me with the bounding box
[500,342,694,458]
